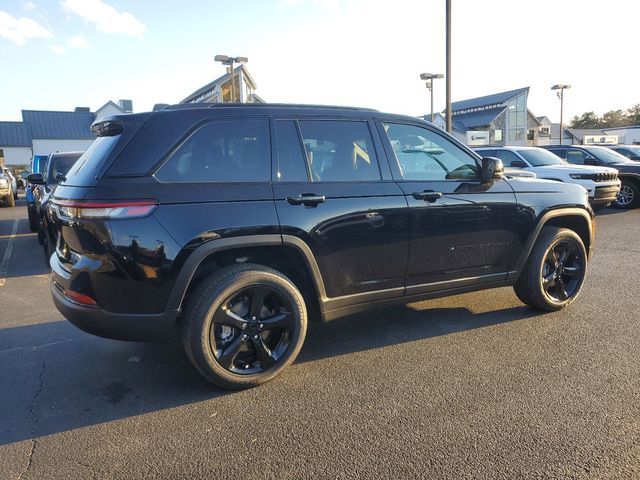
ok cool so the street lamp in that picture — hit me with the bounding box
[420,73,444,123]
[551,84,571,145]
[214,55,248,103]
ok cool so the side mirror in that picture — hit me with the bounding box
[481,157,504,181]
[511,160,527,168]
[27,173,44,185]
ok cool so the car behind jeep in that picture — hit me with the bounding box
[48,104,595,389]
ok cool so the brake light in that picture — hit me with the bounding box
[64,289,98,306]
[52,199,158,219]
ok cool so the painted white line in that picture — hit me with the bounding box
[0,219,19,287]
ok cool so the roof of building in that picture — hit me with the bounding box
[0,121,32,147]
[565,128,609,142]
[451,87,529,112]
[450,106,506,132]
[602,125,640,131]
[22,109,96,139]
[181,65,258,104]
[95,100,125,114]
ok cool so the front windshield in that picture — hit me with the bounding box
[585,146,632,164]
[516,148,566,167]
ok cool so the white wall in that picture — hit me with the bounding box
[604,127,640,144]
[95,103,123,121]
[32,139,94,156]
[1,146,32,166]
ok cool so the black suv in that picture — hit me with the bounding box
[48,104,594,389]
[541,144,640,209]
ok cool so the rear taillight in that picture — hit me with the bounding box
[64,289,98,307]
[52,199,158,220]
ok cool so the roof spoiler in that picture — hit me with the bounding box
[91,120,123,137]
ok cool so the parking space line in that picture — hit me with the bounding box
[0,232,37,240]
[0,219,19,287]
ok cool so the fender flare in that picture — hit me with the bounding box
[511,207,594,276]
[165,234,327,312]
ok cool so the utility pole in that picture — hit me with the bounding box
[445,0,452,133]
[551,84,571,144]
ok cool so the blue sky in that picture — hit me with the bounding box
[1,0,638,122]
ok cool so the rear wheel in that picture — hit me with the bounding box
[514,227,587,311]
[613,179,640,209]
[182,263,307,389]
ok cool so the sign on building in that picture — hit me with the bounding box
[466,131,490,146]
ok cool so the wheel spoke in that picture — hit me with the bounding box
[217,335,243,369]
[543,271,556,287]
[562,265,581,277]
[249,287,270,319]
[251,336,276,368]
[260,311,295,331]
[557,278,568,300]
[557,244,573,264]
[211,305,246,329]
[545,248,558,267]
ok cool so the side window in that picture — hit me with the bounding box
[298,120,380,182]
[275,120,308,182]
[565,149,587,165]
[547,149,565,160]
[383,122,478,181]
[156,119,270,183]
[496,150,522,167]
[478,149,496,157]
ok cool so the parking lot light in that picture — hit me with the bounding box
[551,84,572,145]
[420,73,444,123]
[215,55,249,103]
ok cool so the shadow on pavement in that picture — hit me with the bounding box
[0,301,540,445]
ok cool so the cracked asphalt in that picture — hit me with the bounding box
[0,196,639,479]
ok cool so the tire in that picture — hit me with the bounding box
[182,263,307,390]
[514,227,587,312]
[28,207,38,232]
[612,178,640,209]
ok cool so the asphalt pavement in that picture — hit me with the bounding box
[1,195,639,479]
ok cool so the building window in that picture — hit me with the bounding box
[527,129,535,141]
[508,128,525,141]
[494,129,503,142]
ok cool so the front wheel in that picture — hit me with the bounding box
[613,179,640,209]
[514,227,587,312]
[182,263,307,389]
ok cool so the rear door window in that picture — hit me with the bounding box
[297,120,381,182]
[156,119,270,183]
[274,120,308,182]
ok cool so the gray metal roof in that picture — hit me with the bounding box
[450,106,506,132]
[0,121,32,147]
[22,109,96,139]
[451,87,529,113]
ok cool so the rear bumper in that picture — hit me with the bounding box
[50,254,178,341]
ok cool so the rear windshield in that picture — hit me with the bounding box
[63,136,120,185]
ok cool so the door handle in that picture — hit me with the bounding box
[411,190,443,203]
[286,193,326,206]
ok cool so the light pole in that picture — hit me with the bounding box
[551,84,571,145]
[445,0,452,133]
[214,55,248,103]
[420,73,444,123]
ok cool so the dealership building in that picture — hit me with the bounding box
[445,87,545,147]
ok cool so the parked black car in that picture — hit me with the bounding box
[48,104,595,389]
[27,152,83,262]
[541,144,640,209]
[606,145,640,161]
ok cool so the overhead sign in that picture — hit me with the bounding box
[467,131,490,146]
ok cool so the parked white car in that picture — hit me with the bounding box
[476,146,620,209]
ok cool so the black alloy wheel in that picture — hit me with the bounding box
[541,240,584,303]
[182,263,307,389]
[210,285,295,374]
[514,227,587,311]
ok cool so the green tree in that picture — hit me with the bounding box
[570,111,601,129]
[600,109,630,128]
[626,104,640,125]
